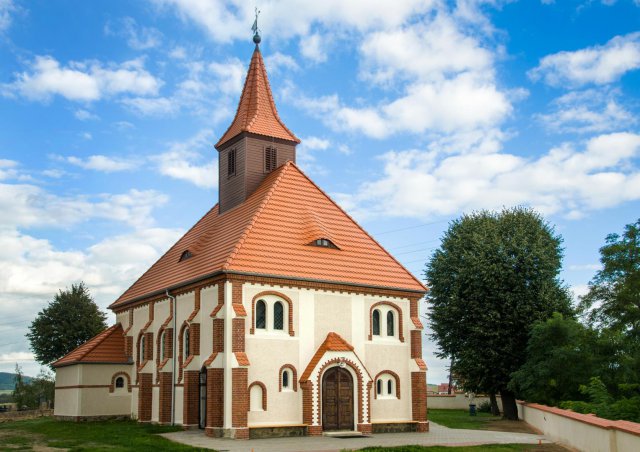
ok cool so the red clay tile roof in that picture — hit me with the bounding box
[53,324,129,367]
[215,46,299,148]
[300,332,354,382]
[110,162,425,309]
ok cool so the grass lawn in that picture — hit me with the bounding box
[0,417,211,451]
[427,409,536,434]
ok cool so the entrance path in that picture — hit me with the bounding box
[161,421,550,452]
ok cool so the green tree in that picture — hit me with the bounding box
[12,364,36,410]
[425,207,572,419]
[580,219,640,337]
[509,313,599,405]
[26,282,107,368]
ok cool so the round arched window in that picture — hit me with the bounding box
[115,377,125,388]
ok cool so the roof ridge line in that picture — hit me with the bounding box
[222,162,293,270]
[109,204,219,309]
[56,324,117,365]
[288,162,427,292]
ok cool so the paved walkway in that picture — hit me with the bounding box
[161,422,549,452]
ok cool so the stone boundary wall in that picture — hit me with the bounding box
[428,393,503,411]
[0,409,53,423]
[517,401,640,452]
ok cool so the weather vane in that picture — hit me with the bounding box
[251,7,261,44]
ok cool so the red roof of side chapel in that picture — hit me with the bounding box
[53,324,130,368]
[110,162,426,309]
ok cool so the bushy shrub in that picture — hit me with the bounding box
[477,400,492,413]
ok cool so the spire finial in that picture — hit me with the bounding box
[251,7,261,45]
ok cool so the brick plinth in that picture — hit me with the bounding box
[357,423,372,434]
[206,368,224,429]
[158,372,172,424]
[137,373,152,422]
[183,370,199,427]
[417,421,429,432]
[411,371,427,422]
[233,427,249,439]
[307,425,322,436]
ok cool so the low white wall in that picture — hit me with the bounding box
[428,393,503,411]
[517,402,640,452]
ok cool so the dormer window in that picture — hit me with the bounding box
[179,250,193,262]
[311,238,338,249]
[264,146,277,172]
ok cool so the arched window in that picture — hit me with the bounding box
[387,311,395,337]
[160,330,166,360]
[256,300,266,330]
[250,383,265,411]
[115,377,125,388]
[282,369,289,389]
[372,309,381,336]
[377,379,382,395]
[273,301,284,330]
[184,327,190,358]
[387,379,393,395]
[139,335,145,363]
[374,372,400,399]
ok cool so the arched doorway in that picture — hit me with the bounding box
[198,367,207,429]
[322,366,354,431]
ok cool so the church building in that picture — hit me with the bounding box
[53,32,429,439]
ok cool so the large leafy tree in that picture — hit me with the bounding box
[509,313,600,405]
[27,282,107,368]
[425,207,572,419]
[580,219,640,337]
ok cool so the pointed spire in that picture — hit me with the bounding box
[215,44,300,148]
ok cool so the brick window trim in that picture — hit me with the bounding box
[109,372,132,393]
[373,370,401,400]
[250,291,294,336]
[248,381,268,411]
[279,364,298,392]
[178,322,192,382]
[368,301,405,342]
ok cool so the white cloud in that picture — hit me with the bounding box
[155,0,435,43]
[0,0,16,33]
[300,33,328,63]
[265,52,299,73]
[3,56,161,102]
[536,89,636,134]
[169,46,187,59]
[529,32,640,87]
[64,155,138,172]
[105,16,163,50]
[0,159,19,180]
[121,96,176,116]
[0,183,168,230]
[208,58,245,95]
[74,109,99,121]
[568,263,602,271]
[339,132,640,220]
[297,136,331,174]
[152,129,217,189]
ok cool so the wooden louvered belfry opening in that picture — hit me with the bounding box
[264,146,277,172]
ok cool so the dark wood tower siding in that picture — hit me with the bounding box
[218,132,297,213]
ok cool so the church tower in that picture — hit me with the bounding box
[215,33,300,213]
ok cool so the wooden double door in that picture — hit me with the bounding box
[322,367,354,431]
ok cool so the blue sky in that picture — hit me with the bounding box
[1,1,639,384]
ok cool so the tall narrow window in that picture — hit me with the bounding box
[256,300,266,329]
[160,331,166,360]
[387,379,393,395]
[387,311,395,337]
[372,309,380,336]
[377,379,382,395]
[139,335,145,363]
[273,301,284,330]
[264,147,277,172]
[282,370,289,389]
[184,327,190,357]
[228,148,236,177]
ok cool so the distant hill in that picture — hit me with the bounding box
[0,372,32,391]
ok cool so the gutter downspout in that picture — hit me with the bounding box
[166,289,177,426]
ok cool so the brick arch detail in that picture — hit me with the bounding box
[250,291,294,336]
[279,364,298,392]
[109,371,131,393]
[248,381,267,411]
[368,301,404,342]
[315,358,369,428]
[373,370,401,399]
